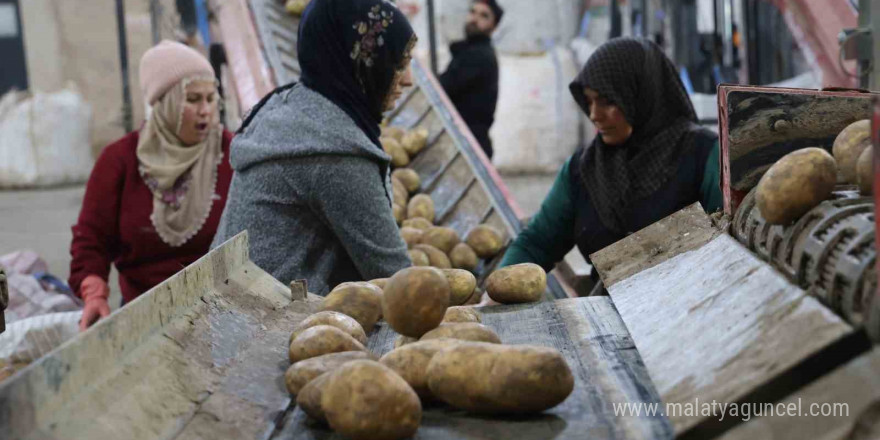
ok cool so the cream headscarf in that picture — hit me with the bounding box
[136,76,223,247]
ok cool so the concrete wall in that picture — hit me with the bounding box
[19,0,179,157]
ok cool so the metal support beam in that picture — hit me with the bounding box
[115,0,133,133]
[426,0,438,76]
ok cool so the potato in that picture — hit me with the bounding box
[380,339,463,399]
[409,249,430,266]
[441,269,477,305]
[381,137,410,168]
[857,146,874,195]
[296,372,332,423]
[369,278,388,290]
[412,244,452,269]
[406,194,435,223]
[756,147,837,225]
[833,120,871,183]
[285,0,311,15]
[383,267,450,337]
[322,360,422,440]
[285,351,375,395]
[289,325,366,363]
[321,283,384,332]
[443,306,481,323]
[402,217,433,231]
[464,287,484,305]
[381,125,405,141]
[392,203,405,225]
[486,263,547,304]
[449,243,478,272]
[394,335,419,349]
[420,323,501,344]
[466,225,504,258]
[426,342,574,414]
[399,227,424,249]
[392,177,409,207]
[392,169,421,193]
[401,128,429,156]
[289,311,367,346]
[421,227,461,254]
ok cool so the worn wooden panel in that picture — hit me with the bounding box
[274,297,673,440]
[719,348,880,440]
[0,233,324,440]
[608,234,857,436]
[388,88,430,129]
[426,154,476,222]
[442,183,493,240]
[590,203,721,288]
[413,107,447,141]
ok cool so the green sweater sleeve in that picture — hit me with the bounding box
[500,158,576,271]
[700,140,723,214]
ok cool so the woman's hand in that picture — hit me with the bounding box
[79,275,111,331]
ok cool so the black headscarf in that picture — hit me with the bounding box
[570,37,698,233]
[299,0,416,147]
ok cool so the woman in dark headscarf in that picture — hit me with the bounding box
[212,0,416,294]
[499,37,721,277]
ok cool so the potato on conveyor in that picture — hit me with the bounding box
[406,194,435,223]
[285,351,375,395]
[486,263,547,303]
[289,325,366,363]
[289,311,367,345]
[449,243,478,272]
[381,125,405,141]
[297,371,332,423]
[392,203,405,225]
[322,360,422,440]
[420,322,501,344]
[465,225,504,258]
[426,342,574,414]
[401,128,429,156]
[464,287,484,305]
[321,282,383,332]
[383,267,450,337]
[391,168,421,193]
[833,119,871,183]
[399,227,423,248]
[421,226,461,254]
[402,217,433,231]
[285,0,311,16]
[443,306,481,323]
[409,249,431,266]
[381,137,410,168]
[441,269,477,305]
[380,339,463,400]
[391,177,409,206]
[394,335,418,348]
[369,278,388,289]
[413,244,452,269]
[756,147,837,225]
[857,146,874,195]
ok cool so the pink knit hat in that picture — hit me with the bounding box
[139,40,214,105]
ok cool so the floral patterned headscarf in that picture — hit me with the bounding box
[298,0,416,148]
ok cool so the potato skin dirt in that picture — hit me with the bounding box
[755,147,837,225]
[486,263,547,303]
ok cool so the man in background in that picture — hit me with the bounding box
[439,0,503,159]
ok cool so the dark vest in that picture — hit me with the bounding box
[570,128,717,264]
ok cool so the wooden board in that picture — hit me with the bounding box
[607,234,862,436]
[719,348,880,440]
[590,203,721,289]
[717,85,878,214]
[272,296,672,440]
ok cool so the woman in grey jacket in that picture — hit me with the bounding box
[212,0,415,294]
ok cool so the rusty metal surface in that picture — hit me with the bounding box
[732,186,878,332]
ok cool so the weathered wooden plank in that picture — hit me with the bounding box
[719,348,880,440]
[408,132,459,191]
[608,234,859,435]
[388,88,430,129]
[590,203,721,289]
[442,183,493,240]
[274,297,673,440]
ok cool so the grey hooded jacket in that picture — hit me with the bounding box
[211,84,411,294]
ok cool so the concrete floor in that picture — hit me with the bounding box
[0,173,557,309]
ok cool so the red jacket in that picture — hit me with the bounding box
[68,130,234,303]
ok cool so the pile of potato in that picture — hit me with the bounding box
[756,119,875,225]
[284,264,570,439]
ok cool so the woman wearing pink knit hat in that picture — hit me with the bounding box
[69,40,235,330]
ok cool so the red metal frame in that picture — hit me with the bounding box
[718,84,876,215]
